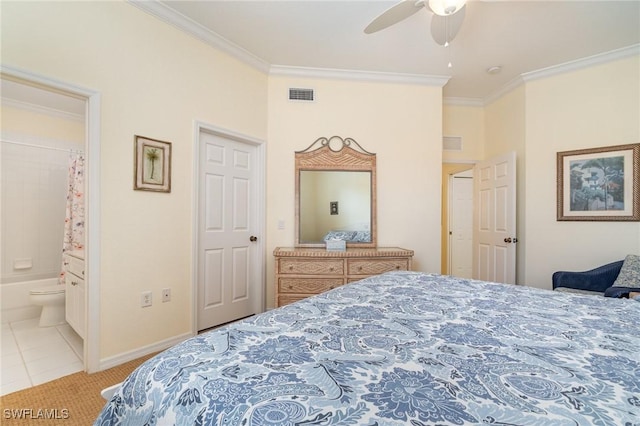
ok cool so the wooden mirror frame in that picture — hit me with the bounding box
[295,136,377,248]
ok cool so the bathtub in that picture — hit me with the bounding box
[1,278,60,324]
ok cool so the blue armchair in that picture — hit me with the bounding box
[552,260,623,295]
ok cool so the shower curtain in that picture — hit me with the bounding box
[59,154,85,285]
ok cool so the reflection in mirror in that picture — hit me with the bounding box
[295,136,376,248]
[299,171,371,244]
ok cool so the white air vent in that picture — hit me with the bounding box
[443,136,462,151]
[289,88,314,101]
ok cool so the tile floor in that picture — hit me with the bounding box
[1,318,83,396]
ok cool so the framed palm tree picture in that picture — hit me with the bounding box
[557,143,639,221]
[134,135,172,192]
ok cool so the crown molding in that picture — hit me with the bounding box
[270,65,450,87]
[127,0,271,74]
[484,44,640,106]
[443,97,484,107]
[443,159,478,165]
[521,43,640,84]
[482,75,525,106]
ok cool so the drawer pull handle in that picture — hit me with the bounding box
[329,267,334,271]
[289,266,293,270]
[395,266,400,270]
[358,266,363,271]
[288,285,293,289]
[329,286,334,289]
[71,281,78,286]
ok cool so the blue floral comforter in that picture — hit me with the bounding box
[95,272,640,425]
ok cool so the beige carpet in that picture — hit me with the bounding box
[0,353,156,425]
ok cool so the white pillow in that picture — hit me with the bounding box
[612,254,640,288]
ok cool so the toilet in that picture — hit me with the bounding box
[29,285,66,327]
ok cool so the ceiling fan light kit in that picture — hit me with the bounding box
[364,0,467,42]
[364,0,468,67]
[428,0,467,16]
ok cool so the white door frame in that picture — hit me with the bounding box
[1,64,102,373]
[191,121,266,334]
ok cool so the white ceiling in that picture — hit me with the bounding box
[151,0,640,101]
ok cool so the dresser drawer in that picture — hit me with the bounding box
[347,259,408,275]
[278,259,344,275]
[277,295,308,307]
[278,277,344,294]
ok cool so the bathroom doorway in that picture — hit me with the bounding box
[0,67,101,391]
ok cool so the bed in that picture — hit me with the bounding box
[95,271,640,425]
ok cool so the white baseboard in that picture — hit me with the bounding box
[98,332,193,372]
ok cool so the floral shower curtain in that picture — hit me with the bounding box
[59,153,85,285]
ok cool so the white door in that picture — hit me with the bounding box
[449,170,473,278]
[197,130,263,331]
[473,151,517,284]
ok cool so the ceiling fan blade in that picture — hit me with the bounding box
[430,5,466,45]
[364,1,426,34]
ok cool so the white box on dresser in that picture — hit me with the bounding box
[273,247,413,307]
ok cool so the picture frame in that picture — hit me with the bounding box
[557,143,640,221]
[134,135,172,193]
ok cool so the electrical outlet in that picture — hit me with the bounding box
[141,291,152,308]
[162,288,171,303]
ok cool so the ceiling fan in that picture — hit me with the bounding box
[364,0,467,45]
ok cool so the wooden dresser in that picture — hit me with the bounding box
[273,247,414,307]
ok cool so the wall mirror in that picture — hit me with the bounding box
[295,136,376,248]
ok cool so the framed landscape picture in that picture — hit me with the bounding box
[134,135,172,193]
[557,143,639,221]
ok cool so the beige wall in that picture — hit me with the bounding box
[267,75,444,307]
[523,56,640,288]
[442,103,485,163]
[2,1,268,359]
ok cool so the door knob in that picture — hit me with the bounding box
[504,237,512,243]
[250,236,258,242]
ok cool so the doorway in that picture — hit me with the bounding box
[193,123,265,332]
[1,66,101,375]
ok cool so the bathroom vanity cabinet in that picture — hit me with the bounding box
[65,251,85,339]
